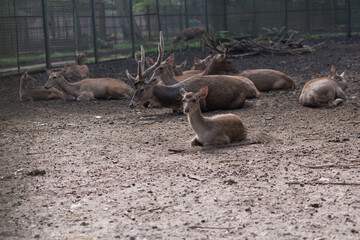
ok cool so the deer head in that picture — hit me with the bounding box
[76,50,87,65]
[44,70,63,89]
[329,65,347,90]
[126,32,164,108]
[180,86,208,114]
[202,30,237,75]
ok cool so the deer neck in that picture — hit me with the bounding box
[160,68,178,85]
[187,107,208,133]
[152,84,183,109]
[57,76,80,97]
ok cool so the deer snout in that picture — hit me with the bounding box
[129,102,135,108]
[184,107,190,113]
[44,85,49,89]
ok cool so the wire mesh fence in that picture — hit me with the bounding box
[0,0,359,74]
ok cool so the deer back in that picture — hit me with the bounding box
[63,65,90,80]
[239,69,295,92]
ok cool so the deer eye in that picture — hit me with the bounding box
[139,88,144,93]
[191,99,196,103]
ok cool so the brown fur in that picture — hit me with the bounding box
[299,65,347,108]
[45,70,133,101]
[181,86,247,146]
[239,69,295,92]
[19,72,63,101]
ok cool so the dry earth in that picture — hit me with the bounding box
[0,37,360,240]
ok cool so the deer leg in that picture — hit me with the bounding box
[76,92,93,101]
[332,98,345,107]
[191,137,203,146]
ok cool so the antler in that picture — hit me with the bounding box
[125,31,164,83]
[202,27,230,59]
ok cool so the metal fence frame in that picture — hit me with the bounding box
[0,0,357,74]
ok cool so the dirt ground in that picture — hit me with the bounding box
[0,37,360,240]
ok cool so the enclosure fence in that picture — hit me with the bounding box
[1,0,359,74]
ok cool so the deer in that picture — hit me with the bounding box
[45,70,133,101]
[180,86,247,146]
[191,55,212,71]
[169,26,206,52]
[239,69,296,92]
[19,72,63,101]
[61,50,90,80]
[146,32,239,83]
[299,65,347,108]
[167,53,187,76]
[126,32,247,112]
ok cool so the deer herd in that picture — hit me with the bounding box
[19,31,349,146]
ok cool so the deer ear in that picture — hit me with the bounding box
[61,66,67,73]
[167,53,175,68]
[146,57,155,67]
[46,69,52,76]
[179,87,187,96]
[197,86,208,98]
[180,60,187,70]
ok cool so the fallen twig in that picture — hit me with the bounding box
[286,181,360,186]
[123,212,135,221]
[137,204,175,216]
[168,149,185,154]
[189,226,234,230]
[187,175,205,182]
[296,163,360,169]
[341,157,360,162]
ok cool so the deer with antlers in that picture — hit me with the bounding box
[169,26,206,52]
[125,32,247,112]
[145,32,260,99]
[299,65,347,107]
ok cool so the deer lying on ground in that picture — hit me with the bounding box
[61,50,90,80]
[147,33,238,83]
[239,69,295,92]
[45,70,133,101]
[299,65,347,107]
[126,32,247,112]
[181,86,247,146]
[167,53,187,76]
[170,26,206,52]
[19,72,63,101]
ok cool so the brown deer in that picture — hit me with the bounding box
[61,50,90,80]
[146,33,238,83]
[170,26,206,52]
[181,86,247,146]
[126,32,247,112]
[239,69,295,92]
[167,53,187,76]
[299,65,347,107]
[45,70,133,101]
[191,55,212,70]
[19,72,63,101]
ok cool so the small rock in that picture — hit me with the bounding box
[309,203,321,208]
[350,96,357,100]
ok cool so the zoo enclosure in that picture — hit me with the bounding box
[1,0,359,74]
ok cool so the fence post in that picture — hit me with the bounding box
[129,0,135,58]
[284,0,288,36]
[184,0,189,28]
[205,0,208,32]
[223,0,227,31]
[73,0,78,61]
[346,0,351,37]
[42,0,51,69]
[91,0,98,63]
[12,0,20,73]
[156,0,161,32]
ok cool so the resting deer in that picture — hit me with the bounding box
[61,50,90,80]
[181,86,247,146]
[170,26,206,52]
[239,69,295,92]
[191,55,212,71]
[147,33,238,83]
[299,65,347,108]
[45,70,133,101]
[167,53,187,76]
[126,32,247,112]
[19,72,63,101]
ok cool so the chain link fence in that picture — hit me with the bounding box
[1,0,359,74]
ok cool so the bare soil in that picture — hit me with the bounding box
[0,38,360,240]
